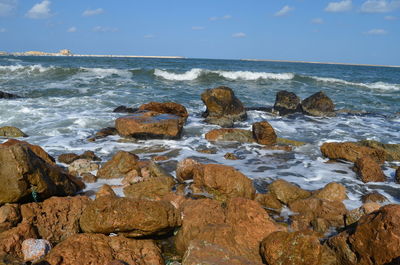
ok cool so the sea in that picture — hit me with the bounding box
[1,55,399,209]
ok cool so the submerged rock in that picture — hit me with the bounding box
[0,126,27,138]
[301,91,335,116]
[273,90,302,115]
[320,142,386,164]
[113,105,137,113]
[88,127,118,141]
[0,91,20,99]
[205,128,254,143]
[201,86,247,127]
[252,121,277,145]
[354,156,387,183]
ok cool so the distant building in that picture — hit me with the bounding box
[0,51,8,56]
[24,51,49,56]
[59,49,72,56]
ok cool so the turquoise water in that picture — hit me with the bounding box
[1,56,399,207]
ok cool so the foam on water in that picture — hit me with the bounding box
[311,76,400,91]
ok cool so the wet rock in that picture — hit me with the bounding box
[138,101,188,123]
[277,137,306,147]
[0,222,37,260]
[2,139,55,165]
[81,172,97,183]
[254,193,283,211]
[115,111,184,139]
[96,184,117,199]
[58,153,79,164]
[396,167,400,183]
[224,152,238,160]
[193,164,256,201]
[123,176,176,200]
[88,127,118,141]
[152,155,168,161]
[320,142,386,164]
[252,121,277,145]
[0,204,20,233]
[80,150,101,161]
[327,204,400,265]
[43,233,163,265]
[361,192,388,203]
[20,196,90,245]
[97,151,140,179]
[313,182,347,202]
[113,105,137,113]
[273,90,302,115]
[22,239,51,263]
[0,126,27,138]
[80,196,179,237]
[0,143,82,204]
[0,91,20,99]
[205,128,254,143]
[345,202,381,226]
[357,140,400,162]
[301,91,335,116]
[354,156,387,183]
[260,231,322,265]
[201,86,247,127]
[68,158,99,176]
[268,179,311,205]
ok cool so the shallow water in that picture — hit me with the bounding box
[1,55,399,209]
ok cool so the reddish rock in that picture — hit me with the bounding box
[0,222,37,260]
[2,139,55,165]
[80,196,179,237]
[357,140,400,162]
[81,172,97,183]
[43,233,163,265]
[260,231,322,265]
[320,142,386,164]
[58,153,79,164]
[313,182,347,202]
[273,90,302,115]
[254,193,283,211]
[0,204,21,232]
[205,128,254,143]
[361,192,388,203]
[193,164,256,201]
[22,238,51,262]
[354,156,387,183]
[138,101,188,121]
[96,184,117,199]
[97,151,140,179]
[301,91,335,116]
[20,196,91,245]
[252,121,277,145]
[345,202,381,226]
[123,176,176,200]
[115,111,184,139]
[176,158,201,182]
[268,179,311,205]
[152,155,168,161]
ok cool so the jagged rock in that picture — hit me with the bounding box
[320,142,386,164]
[268,179,311,205]
[205,128,254,143]
[2,139,55,165]
[123,176,176,200]
[176,158,201,183]
[0,126,27,137]
[354,156,386,183]
[301,91,335,116]
[345,202,381,226]
[312,182,347,202]
[273,90,301,115]
[97,151,140,179]
[252,121,277,145]
[0,204,21,232]
[357,140,400,162]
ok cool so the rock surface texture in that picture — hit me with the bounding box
[301,91,335,116]
[273,90,301,115]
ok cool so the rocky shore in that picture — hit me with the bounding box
[1,86,399,265]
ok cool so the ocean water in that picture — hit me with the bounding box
[1,55,400,209]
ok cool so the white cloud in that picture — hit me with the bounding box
[275,5,294,16]
[192,26,205,30]
[93,26,118,32]
[365,28,388,34]
[67,27,76,33]
[385,15,398,20]
[232,32,246,38]
[361,0,400,13]
[0,0,17,17]
[209,15,232,21]
[0,28,6,32]
[311,18,324,24]
[26,0,51,19]
[82,8,104,16]
[144,34,155,39]
[325,0,352,12]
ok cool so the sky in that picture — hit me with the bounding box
[0,0,399,65]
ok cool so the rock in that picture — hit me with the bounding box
[328,204,400,265]
[80,196,179,237]
[320,142,386,164]
[224,152,238,160]
[2,139,55,165]
[260,231,322,265]
[0,126,27,138]
[268,179,311,205]
[396,167,400,183]
[357,140,400,162]
[81,172,97,183]
[205,128,254,143]
[43,233,163,265]
[361,192,388,203]
[138,101,189,123]
[58,153,79,164]
[0,142,82,204]
[0,91,20,99]
[354,156,386,183]
[22,239,51,262]
[277,137,306,147]
[0,222,37,260]
[80,150,101,161]
[0,204,20,233]
[201,86,247,127]
[345,202,381,226]
[193,164,256,201]
[273,90,302,115]
[88,127,118,141]
[254,193,283,211]
[97,151,140,179]
[20,196,91,245]
[115,111,184,139]
[252,121,277,145]
[68,158,99,176]
[96,184,117,199]
[313,182,347,202]
[152,155,168,161]
[301,91,335,116]
[113,105,137,113]
[123,176,176,200]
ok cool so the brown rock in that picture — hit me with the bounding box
[2,139,55,165]
[88,127,118,141]
[301,91,335,116]
[252,121,277,145]
[115,111,184,139]
[0,222,37,260]
[313,182,347,202]
[22,239,51,262]
[205,128,254,143]
[152,155,168,161]
[345,202,381,226]
[20,196,90,245]
[354,156,387,183]
[361,192,388,203]
[68,158,99,176]
[97,151,140,179]
[176,158,201,183]
[43,233,163,265]
[254,193,283,211]
[260,231,322,265]
[123,176,176,200]
[113,106,137,113]
[273,90,301,115]
[0,204,21,232]
[193,164,256,201]
[396,167,400,184]
[58,153,79,164]
[224,152,238,160]
[357,140,400,162]
[96,184,117,199]
[80,196,179,237]
[81,172,97,183]
[320,142,386,164]
[80,150,101,161]
[201,86,247,127]
[268,179,311,205]
[138,101,188,121]
[0,126,27,137]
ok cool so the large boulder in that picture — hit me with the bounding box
[2,139,55,165]
[0,222,37,260]
[327,204,400,265]
[0,91,20,99]
[273,90,301,115]
[123,176,176,200]
[138,101,188,123]
[301,91,335,116]
[252,121,277,145]
[20,196,91,245]
[0,126,27,137]
[357,140,400,162]
[80,196,179,237]
[354,156,387,183]
[97,151,140,179]
[320,142,386,164]
[43,233,163,265]
[115,111,184,139]
[201,86,247,127]
[0,142,82,204]
[312,182,347,202]
[205,128,254,143]
[268,179,311,205]
[0,204,21,232]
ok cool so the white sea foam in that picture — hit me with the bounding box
[154,68,204,81]
[80,67,132,79]
[311,76,400,91]
[0,64,51,73]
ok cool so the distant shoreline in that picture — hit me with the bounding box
[241,59,400,68]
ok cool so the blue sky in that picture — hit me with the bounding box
[0,0,399,65]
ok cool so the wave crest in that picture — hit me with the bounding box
[311,76,400,91]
